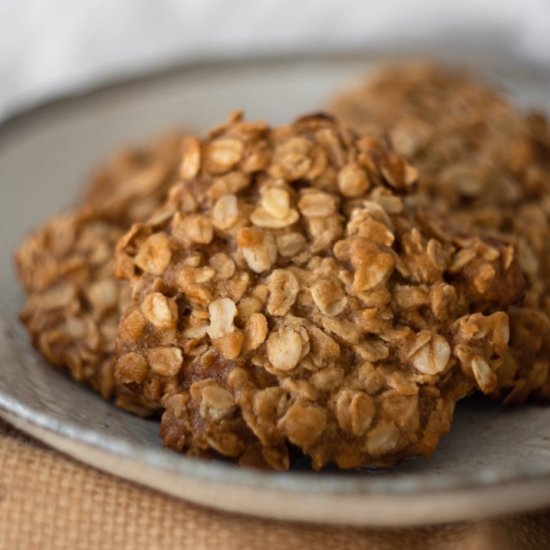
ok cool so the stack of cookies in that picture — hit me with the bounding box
[15,62,550,470]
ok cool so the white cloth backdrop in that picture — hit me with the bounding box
[1,0,549,119]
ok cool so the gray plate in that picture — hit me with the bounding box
[2,53,550,527]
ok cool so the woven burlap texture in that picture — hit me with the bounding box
[0,420,549,550]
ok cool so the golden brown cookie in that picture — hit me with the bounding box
[115,112,523,469]
[16,133,184,414]
[330,61,550,403]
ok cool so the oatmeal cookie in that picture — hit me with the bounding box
[330,62,550,403]
[16,133,183,414]
[115,112,523,469]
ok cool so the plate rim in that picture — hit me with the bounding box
[4,406,550,527]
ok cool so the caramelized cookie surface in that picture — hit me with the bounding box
[15,134,183,414]
[115,112,522,469]
[331,62,550,403]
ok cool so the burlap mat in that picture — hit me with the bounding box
[0,420,549,549]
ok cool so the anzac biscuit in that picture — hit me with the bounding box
[330,62,550,403]
[16,134,183,414]
[115,112,523,469]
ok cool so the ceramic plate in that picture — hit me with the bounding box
[2,52,550,527]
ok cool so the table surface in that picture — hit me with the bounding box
[1,418,550,549]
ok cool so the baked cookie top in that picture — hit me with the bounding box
[15,133,183,412]
[115,112,523,469]
[331,61,550,404]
